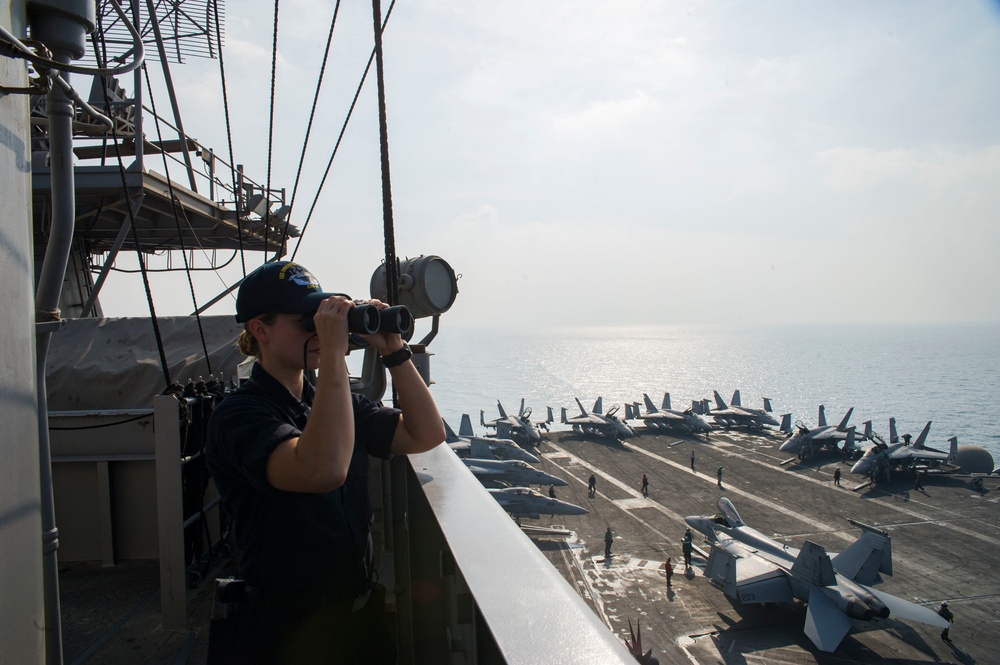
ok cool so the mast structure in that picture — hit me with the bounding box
[30,0,295,319]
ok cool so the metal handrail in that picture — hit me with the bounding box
[395,445,635,663]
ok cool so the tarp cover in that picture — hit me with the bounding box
[46,316,246,411]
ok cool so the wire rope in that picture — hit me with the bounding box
[290,0,396,261]
[370,0,398,308]
[211,0,247,277]
[93,54,171,387]
[276,0,343,261]
[142,61,214,376]
[264,0,281,252]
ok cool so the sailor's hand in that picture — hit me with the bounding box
[355,298,405,355]
[311,295,352,357]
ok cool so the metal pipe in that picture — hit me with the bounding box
[35,53,77,665]
[182,497,222,530]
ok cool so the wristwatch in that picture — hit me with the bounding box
[380,343,412,368]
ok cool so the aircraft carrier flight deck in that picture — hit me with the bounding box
[528,427,999,665]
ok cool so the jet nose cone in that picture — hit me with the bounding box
[778,439,795,452]
[850,460,867,474]
[551,477,569,487]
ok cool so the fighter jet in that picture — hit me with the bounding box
[850,421,958,479]
[561,397,635,440]
[462,458,568,489]
[708,390,780,430]
[625,393,711,436]
[481,399,552,447]
[778,406,867,460]
[685,497,950,653]
[444,416,541,464]
[488,487,589,521]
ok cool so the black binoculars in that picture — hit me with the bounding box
[302,303,413,337]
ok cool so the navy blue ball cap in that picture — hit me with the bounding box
[235,261,334,323]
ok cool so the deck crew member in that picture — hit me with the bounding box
[938,601,954,642]
[206,261,445,664]
[682,528,693,568]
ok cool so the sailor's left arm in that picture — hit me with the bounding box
[363,323,444,455]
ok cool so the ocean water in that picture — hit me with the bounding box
[419,322,1000,464]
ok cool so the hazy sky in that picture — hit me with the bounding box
[97,0,1000,327]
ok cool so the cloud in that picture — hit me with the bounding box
[550,93,659,142]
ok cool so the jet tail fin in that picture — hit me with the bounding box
[459,414,475,438]
[913,421,932,448]
[574,397,587,418]
[779,413,792,435]
[842,427,856,451]
[713,390,728,410]
[625,403,636,420]
[546,406,554,424]
[818,405,827,428]
[496,401,509,419]
[791,541,837,587]
[838,407,855,430]
[561,407,570,424]
[518,398,526,417]
[862,420,872,441]
[832,531,892,585]
[643,393,658,413]
[763,397,773,413]
[948,436,958,462]
[663,392,672,411]
[443,418,459,443]
[731,390,742,406]
[593,396,603,415]
[469,439,495,459]
[889,417,898,443]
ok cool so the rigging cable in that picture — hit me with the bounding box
[142,61,214,376]
[211,0,247,277]
[92,32,171,388]
[275,0,343,261]
[290,0,397,261]
[370,0,398,307]
[264,0,281,252]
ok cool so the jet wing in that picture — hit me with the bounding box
[728,406,755,417]
[890,447,950,462]
[804,586,854,652]
[567,415,603,425]
[734,564,794,604]
[464,463,505,475]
